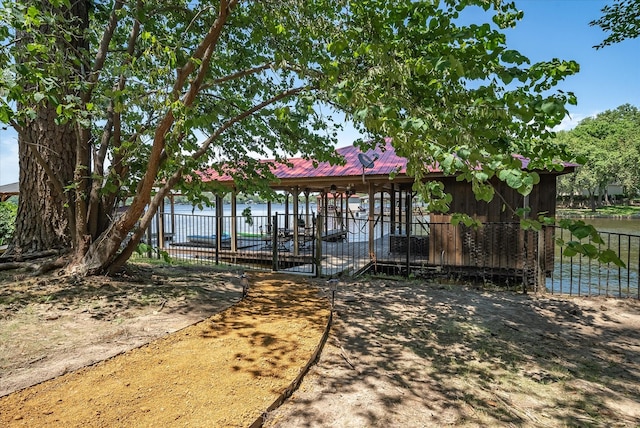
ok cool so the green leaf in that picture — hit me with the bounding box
[521,218,541,231]
[571,226,591,240]
[0,105,13,123]
[563,246,578,257]
[541,101,557,114]
[582,243,598,258]
[599,249,626,268]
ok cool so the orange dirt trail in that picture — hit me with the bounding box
[0,273,330,427]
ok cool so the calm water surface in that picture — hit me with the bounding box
[581,217,640,236]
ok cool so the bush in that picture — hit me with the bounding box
[0,201,17,245]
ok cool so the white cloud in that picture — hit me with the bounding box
[0,128,19,185]
[553,111,599,132]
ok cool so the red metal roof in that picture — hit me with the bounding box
[200,141,409,184]
[199,141,575,186]
[271,140,407,180]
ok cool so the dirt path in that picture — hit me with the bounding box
[0,270,330,427]
[265,279,640,427]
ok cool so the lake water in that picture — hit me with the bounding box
[550,217,639,298]
[580,217,640,235]
[165,202,389,243]
[171,202,308,217]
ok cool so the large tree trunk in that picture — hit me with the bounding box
[2,0,90,260]
[8,109,77,255]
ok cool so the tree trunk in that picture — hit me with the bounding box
[7,109,77,255]
[3,0,90,261]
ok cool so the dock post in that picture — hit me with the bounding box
[316,213,323,277]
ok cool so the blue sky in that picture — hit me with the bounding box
[503,0,640,129]
[1,0,639,185]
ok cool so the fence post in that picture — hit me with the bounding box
[405,192,412,277]
[157,202,165,250]
[316,213,323,277]
[272,214,278,272]
[536,228,546,293]
[215,194,222,265]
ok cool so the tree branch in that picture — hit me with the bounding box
[112,85,310,271]
[172,0,238,98]
[83,0,125,103]
[205,63,274,88]
[195,85,309,159]
[113,1,238,257]
[90,1,143,237]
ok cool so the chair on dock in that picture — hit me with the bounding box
[322,229,347,242]
[261,228,293,251]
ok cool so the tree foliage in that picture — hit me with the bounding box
[330,0,579,213]
[556,104,640,208]
[591,0,640,48]
[0,0,585,274]
[0,201,17,246]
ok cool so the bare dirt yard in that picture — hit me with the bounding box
[0,264,639,427]
[267,279,640,427]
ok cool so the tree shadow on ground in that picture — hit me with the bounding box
[0,264,244,319]
[271,278,640,427]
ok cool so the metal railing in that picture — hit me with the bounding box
[139,210,639,298]
[141,211,317,275]
[319,214,639,298]
[548,227,639,298]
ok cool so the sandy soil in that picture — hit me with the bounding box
[1,265,639,427]
[0,266,330,427]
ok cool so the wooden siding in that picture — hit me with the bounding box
[429,175,558,275]
[440,174,558,222]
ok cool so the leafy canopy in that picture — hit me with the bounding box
[325,0,579,212]
[0,0,610,270]
[591,0,640,48]
[1,1,579,204]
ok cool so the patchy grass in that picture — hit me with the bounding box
[557,205,640,218]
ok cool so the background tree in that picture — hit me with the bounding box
[1,0,583,275]
[591,0,640,48]
[556,104,640,209]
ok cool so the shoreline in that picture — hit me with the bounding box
[556,207,640,220]
[556,213,640,219]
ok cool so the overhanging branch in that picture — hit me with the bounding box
[194,85,309,159]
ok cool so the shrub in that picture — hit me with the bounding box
[0,201,17,245]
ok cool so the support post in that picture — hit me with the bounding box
[157,197,165,250]
[170,193,176,243]
[293,187,299,255]
[215,194,223,265]
[231,189,237,252]
[405,191,412,276]
[316,213,323,277]
[536,228,546,293]
[390,184,396,234]
[272,214,278,271]
[368,182,375,265]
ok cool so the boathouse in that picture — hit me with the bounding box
[156,141,574,286]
